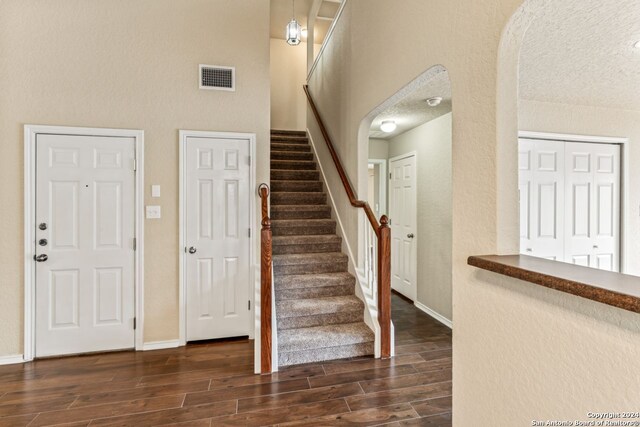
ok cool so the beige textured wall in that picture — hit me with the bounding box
[369,138,389,160]
[306,0,640,424]
[271,39,305,131]
[389,113,452,321]
[270,39,321,131]
[519,99,640,276]
[0,0,270,356]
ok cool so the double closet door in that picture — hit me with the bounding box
[519,138,620,271]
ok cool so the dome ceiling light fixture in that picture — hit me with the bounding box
[380,120,397,133]
[285,0,302,46]
[426,97,443,107]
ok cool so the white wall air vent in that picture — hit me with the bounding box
[199,64,235,91]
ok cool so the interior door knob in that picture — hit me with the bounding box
[407,233,415,239]
[593,245,599,249]
[34,254,48,262]
[188,247,197,254]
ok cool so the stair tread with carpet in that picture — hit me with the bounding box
[271,170,320,181]
[271,160,317,170]
[271,220,336,238]
[270,143,311,152]
[273,252,348,266]
[278,323,375,365]
[271,205,331,220]
[272,235,341,255]
[271,192,327,205]
[270,129,374,367]
[271,180,323,193]
[276,295,364,318]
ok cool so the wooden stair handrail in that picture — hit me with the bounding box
[303,85,392,359]
[258,183,272,373]
[304,85,381,235]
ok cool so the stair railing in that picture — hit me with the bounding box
[258,183,273,373]
[303,85,392,358]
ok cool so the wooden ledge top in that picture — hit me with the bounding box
[468,255,640,313]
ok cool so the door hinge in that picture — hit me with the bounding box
[133,238,137,251]
[248,155,251,166]
[133,317,137,330]
[389,172,392,179]
[248,300,251,310]
[248,228,251,238]
[133,159,137,171]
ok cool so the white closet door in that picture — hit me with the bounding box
[35,134,136,357]
[519,139,565,261]
[564,142,620,271]
[185,136,251,341]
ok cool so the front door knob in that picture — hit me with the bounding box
[34,254,48,262]
[407,233,415,239]
[188,247,197,254]
[39,223,47,231]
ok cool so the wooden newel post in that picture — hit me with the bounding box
[259,185,273,374]
[378,215,391,359]
[260,215,273,373]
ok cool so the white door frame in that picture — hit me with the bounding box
[178,130,256,346]
[24,125,145,362]
[368,159,388,217]
[518,131,628,273]
[388,151,418,301]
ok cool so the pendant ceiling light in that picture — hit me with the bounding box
[286,0,302,46]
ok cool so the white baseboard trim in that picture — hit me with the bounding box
[0,354,25,365]
[142,340,181,351]
[414,301,453,329]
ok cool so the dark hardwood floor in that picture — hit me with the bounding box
[0,294,452,426]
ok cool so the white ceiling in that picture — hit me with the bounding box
[369,71,452,140]
[519,0,640,111]
[270,0,340,44]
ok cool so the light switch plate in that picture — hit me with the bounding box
[146,205,161,219]
[151,185,161,198]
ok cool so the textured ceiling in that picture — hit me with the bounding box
[519,0,640,110]
[270,0,340,44]
[369,70,452,140]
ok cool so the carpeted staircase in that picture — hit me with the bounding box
[270,129,375,367]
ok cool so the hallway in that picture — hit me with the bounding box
[0,294,451,426]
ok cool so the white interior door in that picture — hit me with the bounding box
[35,134,136,357]
[367,166,376,210]
[519,139,565,260]
[389,154,417,301]
[564,142,620,271]
[185,136,251,341]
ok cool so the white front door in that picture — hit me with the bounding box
[184,135,251,341]
[564,142,620,271]
[518,139,565,260]
[389,154,417,301]
[35,134,136,357]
